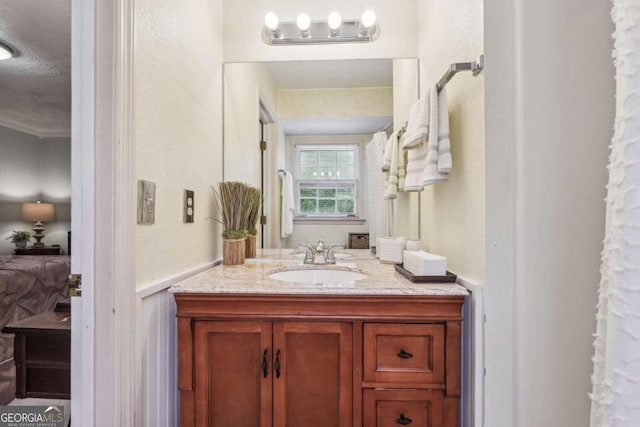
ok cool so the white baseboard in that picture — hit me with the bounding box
[136,259,222,299]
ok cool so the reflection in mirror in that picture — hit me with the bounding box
[223,59,420,249]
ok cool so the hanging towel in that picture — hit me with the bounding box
[281,171,294,238]
[385,131,400,199]
[403,90,432,191]
[402,94,430,149]
[437,87,452,173]
[422,85,449,186]
[381,132,393,172]
[397,132,407,192]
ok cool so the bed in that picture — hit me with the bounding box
[0,255,70,404]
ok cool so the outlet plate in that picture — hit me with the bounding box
[184,190,194,223]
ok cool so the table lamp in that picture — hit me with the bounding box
[22,201,55,247]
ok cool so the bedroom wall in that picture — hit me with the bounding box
[0,125,71,254]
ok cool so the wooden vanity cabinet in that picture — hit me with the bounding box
[175,293,464,427]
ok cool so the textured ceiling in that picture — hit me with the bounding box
[0,0,71,137]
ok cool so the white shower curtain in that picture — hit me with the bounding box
[590,2,640,426]
[366,132,391,244]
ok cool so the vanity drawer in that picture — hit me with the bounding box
[363,323,445,384]
[363,389,444,427]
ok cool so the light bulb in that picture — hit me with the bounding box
[264,12,279,31]
[0,42,14,60]
[361,9,376,28]
[328,12,342,30]
[296,13,311,31]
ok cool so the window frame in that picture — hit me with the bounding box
[287,135,367,224]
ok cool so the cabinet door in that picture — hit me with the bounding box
[273,321,353,427]
[194,321,272,427]
[363,389,444,427]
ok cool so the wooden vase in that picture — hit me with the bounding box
[245,234,257,258]
[223,238,246,265]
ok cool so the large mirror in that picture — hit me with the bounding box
[223,59,420,249]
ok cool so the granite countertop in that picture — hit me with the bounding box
[169,249,468,296]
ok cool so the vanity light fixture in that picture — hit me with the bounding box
[327,12,342,37]
[0,41,15,60]
[296,13,311,37]
[264,12,281,38]
[262,10,379,45]
[360,10,376,36]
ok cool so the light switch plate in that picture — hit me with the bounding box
[137,180,156,224]
[184,190,194,223]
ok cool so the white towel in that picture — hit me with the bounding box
[385,131,400,199]
[397,132,407,192]
[403,90,432,192]
[281,171,294,238]
[422,85,449,186]
[381,132,393,172]
[437,87,452,173]
[402,94,430,149]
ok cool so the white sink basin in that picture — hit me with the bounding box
[268,269,366,284]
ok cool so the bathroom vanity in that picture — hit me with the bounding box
[172,250,467,427]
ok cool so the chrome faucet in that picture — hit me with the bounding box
[301,240,338,265]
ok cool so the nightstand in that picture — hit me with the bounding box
[14,246,61,255]
[2,311,71,399]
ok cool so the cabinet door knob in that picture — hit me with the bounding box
[261,349,268,378]
[396,413,413,425]
[397,349,413,359]
[274,349,281,378]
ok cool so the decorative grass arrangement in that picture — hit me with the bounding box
[244,186,262,236]
[213,181,250,240]
[243,186,262,258]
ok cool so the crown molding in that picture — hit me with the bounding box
[0,117,71,139]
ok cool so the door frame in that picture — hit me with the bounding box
[71,0,136,425]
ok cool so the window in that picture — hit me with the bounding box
[294,143,360,218]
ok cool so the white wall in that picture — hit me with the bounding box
[0,125,71,254]
[417,0,485,283]
[223,0,419,62]
[484,0,614,426]
[134,0,224,287]
[223,62,278,187]
[133,0,224,424]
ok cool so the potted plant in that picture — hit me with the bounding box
[243,186,262,258]
[213,181,250,265]
[6,230,32,248]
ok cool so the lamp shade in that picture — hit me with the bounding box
[22,202,55,222]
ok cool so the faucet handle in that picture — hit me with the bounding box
[324,245,340,264]
[301,244,316,264]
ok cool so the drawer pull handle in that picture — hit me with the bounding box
[396,414,413,425]
[274,349,281,378]
[261,349,268,378]
[397,349,413,359]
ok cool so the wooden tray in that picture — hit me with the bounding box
[394,264,457,283]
